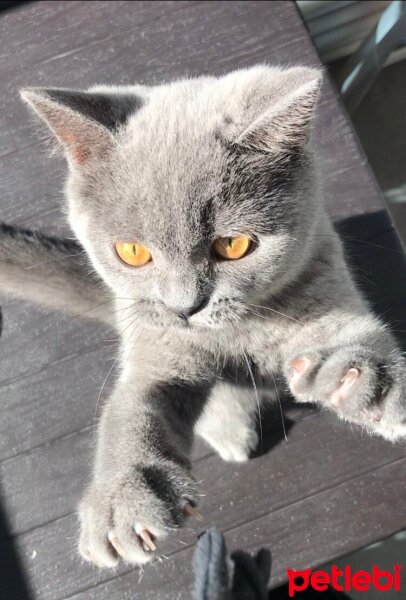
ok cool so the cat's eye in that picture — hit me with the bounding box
[212,235,253,260]
[115,241,152,267]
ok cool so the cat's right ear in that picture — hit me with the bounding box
[20,88,142,167]
[233,66,323,155]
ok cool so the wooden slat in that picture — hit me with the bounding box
[0,345,112,461]
[0,300,111,386]
[0,1,405,599]
[0,1,382,233]
[0,0,196,156]
[0,1,187,78]
[1,439,404,600]
[0,1,306,158]
[0,411,405,599]
[65,455,406,600]
[0,401,313,541]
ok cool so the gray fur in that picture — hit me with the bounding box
[0,223,113,323]
[1,66,405,568]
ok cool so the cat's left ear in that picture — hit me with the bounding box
[236,68,322,154]
[20,88,142,166]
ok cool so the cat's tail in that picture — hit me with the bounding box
[0,223,114,325]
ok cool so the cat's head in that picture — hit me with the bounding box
[21,66,322,329]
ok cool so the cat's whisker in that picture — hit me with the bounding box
[242,350,263,448]
[68,299,113,320]
[92,323,145,427]
[115,311,140,335]
[247,307,266,320]
[250,304,304,325]
[114,308,138,329]
[24,251,87,270]
[93,316,142,421]
[304,234,406,255]
[271,369,288,443]
[94,356,119,421]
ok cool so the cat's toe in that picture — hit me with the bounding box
[106,527,154,564]
[79,494,165,568]
[134,525,157,551]
[330,368,361,407]
[286,350,406,441]
[78,491,121,568]
[285,352,322,400]
[79,531,119,569]
[180,499,204,521]
[78,464,198,568]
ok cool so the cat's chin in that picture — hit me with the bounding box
[188,314,239,330]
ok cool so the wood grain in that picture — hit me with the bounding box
[64,458,406,599]
[1,449,404,599]
[0,1,405,599]
[1,408,404,544]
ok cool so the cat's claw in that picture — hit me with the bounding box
[107,531,126,558]
[181,501,204,522]
[134,525,157,552]
[330,367,360,407]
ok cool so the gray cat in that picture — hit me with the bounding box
[1,66,405,568]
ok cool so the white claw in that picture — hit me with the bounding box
[180,499,204,522]
[134,523,156,551]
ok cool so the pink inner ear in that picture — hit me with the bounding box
[60,129,88,164]
[21,89,116,166]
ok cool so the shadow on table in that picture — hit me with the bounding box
[0,310,32,599]
[0,488,33,600]
[0,2,33,15]
[336,209,406,350]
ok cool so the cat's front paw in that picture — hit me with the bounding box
[285,347,406,441]
[205,427,259,462]
[78,461,200,568]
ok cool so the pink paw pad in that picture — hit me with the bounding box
[330,367,360,407]
[290,357,310,375]
[288,357,312,393]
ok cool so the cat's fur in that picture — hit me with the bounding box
[1,66,405,568]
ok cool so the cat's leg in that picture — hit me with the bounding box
[195,380,261,462]
[78,331,214,568]
[0,223,114,324]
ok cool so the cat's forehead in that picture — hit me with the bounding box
[123,84,228,162]
[111,86,228,213]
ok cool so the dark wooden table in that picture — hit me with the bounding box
[0,2,405,599]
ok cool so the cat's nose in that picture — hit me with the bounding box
[165,298,207,320]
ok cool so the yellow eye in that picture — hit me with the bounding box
[115,241,152,267]
[212,236,253,260]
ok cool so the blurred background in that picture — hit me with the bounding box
[298,0,406,246]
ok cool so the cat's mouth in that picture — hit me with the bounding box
[135,297,247,330]
[187,297,249,329]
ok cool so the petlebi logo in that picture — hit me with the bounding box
[287,564,402,597]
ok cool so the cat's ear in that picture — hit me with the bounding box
[20,88,142,166]
[236,68,322,154]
